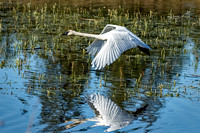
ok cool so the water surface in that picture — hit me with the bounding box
[0,1,200,133]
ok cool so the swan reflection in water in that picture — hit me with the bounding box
[65,93,148,132]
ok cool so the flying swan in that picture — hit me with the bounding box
[62,24,152,70]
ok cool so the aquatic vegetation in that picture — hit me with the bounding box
[0,2,200,132]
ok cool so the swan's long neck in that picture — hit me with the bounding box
[72,31,106,40]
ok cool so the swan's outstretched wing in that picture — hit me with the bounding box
[91,30,150,70]
[86,25,116,55]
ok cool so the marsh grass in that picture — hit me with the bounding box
[0,2,200,99]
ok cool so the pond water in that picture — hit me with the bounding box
[0,1,200,133]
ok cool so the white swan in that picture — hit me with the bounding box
[62,24,152,70]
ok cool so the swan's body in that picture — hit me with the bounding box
[63,24,152,70]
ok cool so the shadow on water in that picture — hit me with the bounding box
[0,1,200,133]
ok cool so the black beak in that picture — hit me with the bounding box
[62,32,69,36]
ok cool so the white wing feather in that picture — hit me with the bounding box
[92,30,144,70]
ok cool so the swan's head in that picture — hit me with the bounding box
[62,30,75,36]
